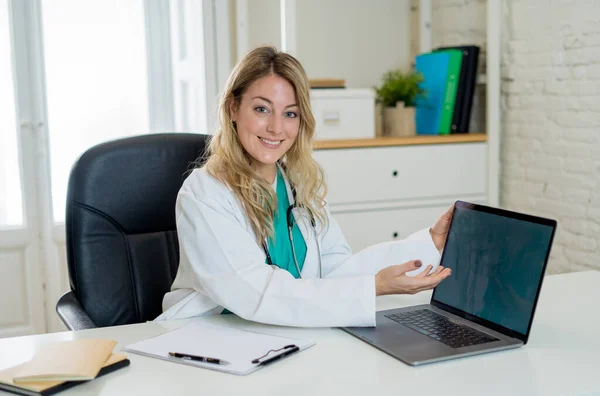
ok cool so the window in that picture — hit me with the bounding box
[0,0,23,227]
[41,0,150,222]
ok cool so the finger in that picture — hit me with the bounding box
[424,269,452,288]
[394,260,423,276]
[427,268,452,282]
[416,264,433,278]
[439,267,452,279]
[430,265,445,276]
[409,275,443,290]
[411,269,452,290]
[443,204,454,221]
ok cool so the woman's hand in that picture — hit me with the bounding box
[430,204,454,251]
[375,260,452,296]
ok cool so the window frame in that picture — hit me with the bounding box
[5,0,233,334]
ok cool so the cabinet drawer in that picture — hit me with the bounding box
[333,205,449,253]
[311,90,374,140]
[314,143,486,205]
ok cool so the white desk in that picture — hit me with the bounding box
[1,271,599,395]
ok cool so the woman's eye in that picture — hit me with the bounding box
[285,111,298,118]
[254,106,268,113]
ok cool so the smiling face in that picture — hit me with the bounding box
[231,74,300,183]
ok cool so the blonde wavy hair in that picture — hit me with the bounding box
[203,46,328,244]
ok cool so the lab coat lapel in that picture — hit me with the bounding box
[277,163,319,278]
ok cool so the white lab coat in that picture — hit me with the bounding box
[156,166,441,327]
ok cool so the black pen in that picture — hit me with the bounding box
[253,345,300,366]
[168,352,231,365]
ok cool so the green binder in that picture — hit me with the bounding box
[436,49,463,135]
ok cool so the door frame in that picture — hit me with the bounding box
[1,0,50,337]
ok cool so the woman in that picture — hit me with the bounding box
[157,46,452,327]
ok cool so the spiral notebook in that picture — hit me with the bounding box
[123,321,315,376]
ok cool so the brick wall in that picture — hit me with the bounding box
[419,0,600,274]
[502,0,600,274]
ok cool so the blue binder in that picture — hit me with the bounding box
[415,52,450,135]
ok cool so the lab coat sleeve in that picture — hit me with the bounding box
[176,190,376,327]
[319,205,442,279]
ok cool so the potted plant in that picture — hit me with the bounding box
[374,69,424,137]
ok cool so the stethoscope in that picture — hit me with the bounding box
[262,186,323,279]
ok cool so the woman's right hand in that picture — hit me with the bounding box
[375,260,452,296]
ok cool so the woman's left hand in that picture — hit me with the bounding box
[430,204,454,251]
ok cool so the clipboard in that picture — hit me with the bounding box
[122,321,314,375]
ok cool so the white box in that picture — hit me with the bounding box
[310,89,375,140]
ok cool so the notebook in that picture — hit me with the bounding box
[415,52,450,135]
[13,339,117,383]
[123,321,315,376]
[436,45,480,133]
[436,49,463,135]
[0,354,130,396]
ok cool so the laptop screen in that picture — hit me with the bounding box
[432,202,556,338]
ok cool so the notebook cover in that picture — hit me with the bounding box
[415,52,450,135]
[436,45,480,133]
[0,354,130,396]
[435,47,467,132]
[437,49,463,135]
[13,339,117,383]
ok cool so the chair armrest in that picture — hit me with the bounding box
[56,291,98,330]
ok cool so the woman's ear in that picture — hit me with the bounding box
[229,97,238,122]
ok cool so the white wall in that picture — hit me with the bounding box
[246,0,281,50]
[427,0,600,275]
[244,0,412,89]
[296,0,412,88]
[501,0,600,274]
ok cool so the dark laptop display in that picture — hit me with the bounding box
[342,201,557,366]
[432,202,556,338]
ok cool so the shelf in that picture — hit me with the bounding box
[313,133,487,150]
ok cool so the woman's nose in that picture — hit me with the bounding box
[267,115,284,134]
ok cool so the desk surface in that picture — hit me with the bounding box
[1,271,599,396]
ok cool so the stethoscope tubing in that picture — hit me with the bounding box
[263,204,322,279]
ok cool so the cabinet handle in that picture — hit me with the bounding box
[323,111,340,125]
[392,232,398,238]
[392,170,398,177]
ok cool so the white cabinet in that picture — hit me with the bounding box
[314,142,487,253]
[334,205,448,253]
[315,143,485,205]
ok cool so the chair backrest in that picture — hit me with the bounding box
[65,133,209,327]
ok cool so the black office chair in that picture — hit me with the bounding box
[56,133,209,330]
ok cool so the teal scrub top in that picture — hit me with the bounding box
[222,168,307,314]
[266,167,307,278]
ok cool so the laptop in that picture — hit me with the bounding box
[342,200,557,366]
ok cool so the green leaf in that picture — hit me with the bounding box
[374,69,425,108]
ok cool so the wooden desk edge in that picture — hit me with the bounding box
[313,133,487,150]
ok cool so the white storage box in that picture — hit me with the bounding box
[310,88,375,140]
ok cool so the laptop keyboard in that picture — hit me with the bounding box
[385,309,499,349]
